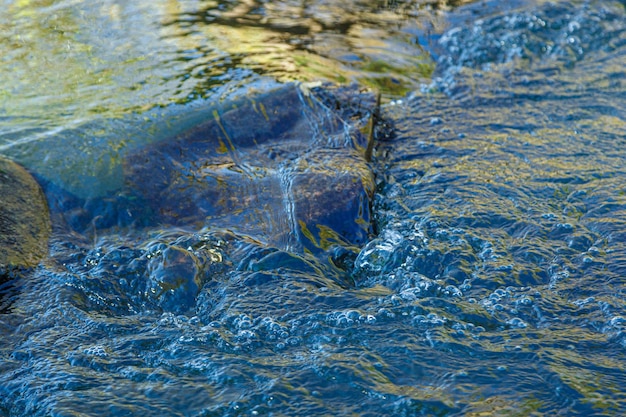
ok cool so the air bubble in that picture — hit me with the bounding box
[507,317,528,328]
[430,117,443,125]
[83,345,108,357]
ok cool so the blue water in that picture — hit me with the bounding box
[1,0,626,416]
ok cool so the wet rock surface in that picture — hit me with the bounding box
[120,83,377,254]
[0,155,50,270]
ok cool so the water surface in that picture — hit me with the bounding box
[1,0,626,416]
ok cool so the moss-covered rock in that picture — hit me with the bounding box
[0,155,51,269]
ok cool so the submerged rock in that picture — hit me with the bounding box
[0,155,51,270]
[37,83,379,313]
[124,83,378,254]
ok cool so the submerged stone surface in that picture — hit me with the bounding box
[0,155,50,270]
[124,83,378,254]
[35,83,379,312]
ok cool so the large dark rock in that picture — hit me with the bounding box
[124,83,378,254]
[0,155,51,269]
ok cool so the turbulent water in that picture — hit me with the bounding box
[1,0,626,416]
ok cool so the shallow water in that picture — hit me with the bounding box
[2,0,626,416]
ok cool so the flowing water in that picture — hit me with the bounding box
[1,0,626,415]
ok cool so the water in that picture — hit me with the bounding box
[1,0,626,415]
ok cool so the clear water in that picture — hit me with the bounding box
[1,0,626,415]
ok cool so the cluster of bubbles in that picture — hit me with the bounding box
[437,1,625,71]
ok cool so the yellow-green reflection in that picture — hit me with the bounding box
[1,1,156,121]
[159,0,455,99]
[0,0,472,139]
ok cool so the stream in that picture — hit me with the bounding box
[1,0,625,415]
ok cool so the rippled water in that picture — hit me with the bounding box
[2,0,626,416]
